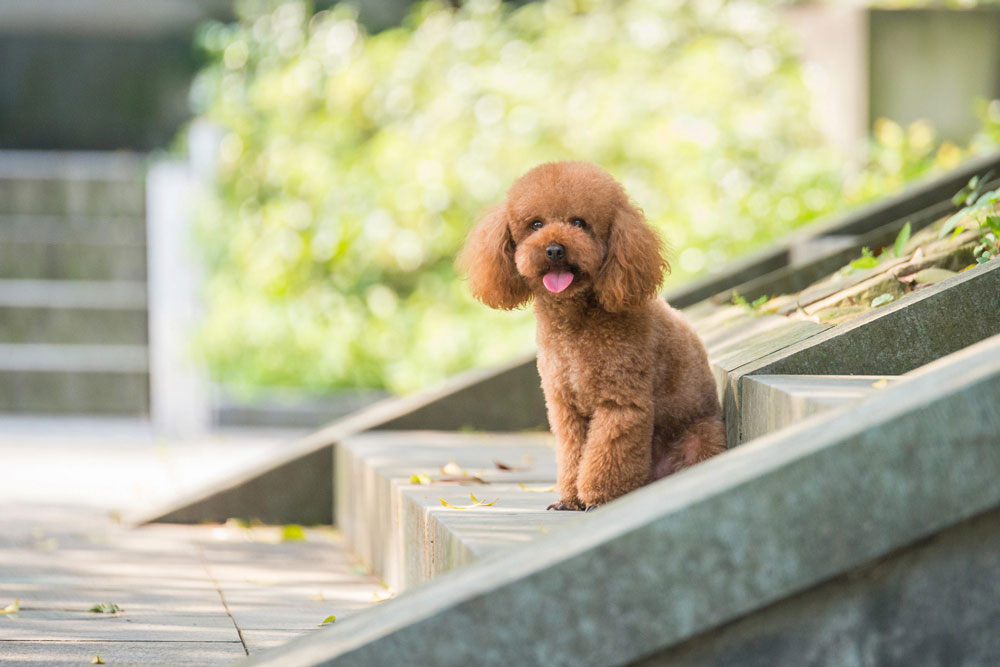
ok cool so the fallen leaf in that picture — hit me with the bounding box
[88,602,121,614]
[538,525,549,533]
[437,475,489,485]
[870,294,894,308]
[32,537,58,552]
[309,591,325,601]
[439,493,498,509]
[0,599,19,614]
[519,483,557,493]
[913,268,957,285]
[91,655,105,665]
[440,461,462,475]
[409,473,432,485]
[281,524,307,542]
[319,615,336,626]
[872,378,890,389]
[372,590,394,602]
[493,460,527,472]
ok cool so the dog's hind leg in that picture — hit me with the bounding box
[652,417,726,480]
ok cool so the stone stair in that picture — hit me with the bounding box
[134,151,1000,665]
[0,151,149,415]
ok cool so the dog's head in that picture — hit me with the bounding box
[459,161,668,312]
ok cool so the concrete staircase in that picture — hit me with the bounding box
[0,151,149,415]
[136,151,1000,665]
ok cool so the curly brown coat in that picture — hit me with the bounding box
[459,161,726,509]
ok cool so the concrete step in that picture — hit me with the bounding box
[0,237,146,281]
[0,304,147,344]
[253,333,1000,667]
[335,430,576,593]
[0,344,148,414]
[0,279,146,309]
[0,215,146,280]
[0,151,144,217]
[740,374,900,441]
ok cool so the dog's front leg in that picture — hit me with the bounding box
[544,392,588,511]
[576,402,653,508]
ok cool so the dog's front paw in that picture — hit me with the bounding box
[547,499,583,511]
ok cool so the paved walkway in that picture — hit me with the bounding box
[0,418,384,665]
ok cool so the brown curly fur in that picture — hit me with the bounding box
[459,161,726,509]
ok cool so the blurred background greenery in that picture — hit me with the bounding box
[189,0,1000,397]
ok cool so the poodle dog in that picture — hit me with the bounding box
[459,161,725,510]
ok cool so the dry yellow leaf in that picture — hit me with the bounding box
[439,493,498,509]
[872,378,889,389]
[519,483,556,493]
[309,591,325,601]
[0,599,19,615]
[91,655,105,665]
[409,473,432,485]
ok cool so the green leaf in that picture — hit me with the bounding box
[750,295,769,310]
[319,615,336,625]
[848,247,880,271]
[281,524,307,542]
[893,221,912,257]
[985,216,1000,234]
[938,210,967,239]
[870,294,894,308]
[88,602,121,614]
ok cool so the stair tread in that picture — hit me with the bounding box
[337,430,579,592]
[0,150,144,180]
[0,343,148,372]
[0,280,147,309]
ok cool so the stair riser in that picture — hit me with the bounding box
[0,241,146,281]
[0,307,147,345]
[0,370,149,414]
[0,178,144,217]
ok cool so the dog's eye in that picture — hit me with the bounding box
[530,220,543,231]
[571,218,587,229]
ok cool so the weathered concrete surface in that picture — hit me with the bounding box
[245,333,1000,667]
[718,259,1000,443]
[149,446,335,525]
[335,430,576,592]
[741,260,1000,375]
[704,317,829,445]
[140,353,546,525]
[0,504,384,662]
[639,505,1000,666]
[741,374,897,441]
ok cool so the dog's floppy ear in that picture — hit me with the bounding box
[594,202,668,312]
[458,205,531,310]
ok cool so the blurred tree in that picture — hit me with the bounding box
[190,0,992,395]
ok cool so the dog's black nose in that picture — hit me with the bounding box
[546,244,565,261]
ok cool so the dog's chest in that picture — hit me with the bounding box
[538,342,610,415]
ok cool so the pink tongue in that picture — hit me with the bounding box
[543,271,574,293]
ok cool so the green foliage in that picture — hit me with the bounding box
[847,247,881,272]
[730,291,768,311]
[190,0,996,394]
[893,220,912,257]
